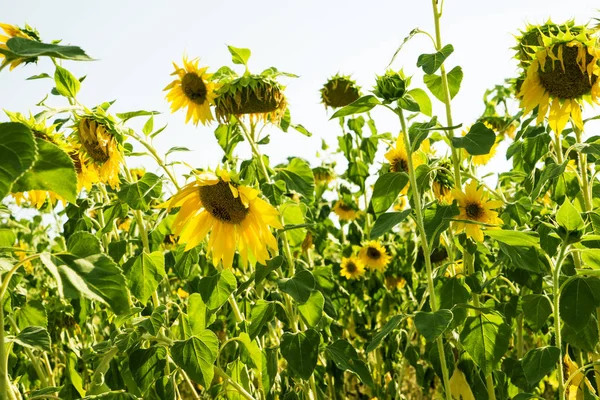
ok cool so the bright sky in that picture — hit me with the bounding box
[1,0,599,191]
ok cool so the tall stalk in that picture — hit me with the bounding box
[397,109,453,400]
[553,240,569,397]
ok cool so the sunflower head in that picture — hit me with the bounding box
[0,23,41,70]
[515,21,582,67]
[215,74,287,124]
[164,56,218,126]
[340,256,366,280]
[359,241,391,272]
[385,275,407,291]
[320,74,361,109]
[313,166,335,185]
[332,199,359,222]
[374,70,408,104]
[432,158,454,203]
[451,180,503,242]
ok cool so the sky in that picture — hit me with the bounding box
[1,0,599,194]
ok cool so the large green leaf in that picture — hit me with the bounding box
[199,269,237,311]
[11,138,77,202]
[0,122,37,199]
[188,293,208,335]
[366,314,403,352]
[424,203,460,248]
[4,37,93,61]
[298,290,324,327]
[9,326,51,353]
[249,300,275,340]
[326,340,374,387]
[14,300,47,330]
[172,245,199,280]
[171,330,219,388]
[274,158,315,203]
[438,278,470,328]
[417,44,454,74]
[280,329,320,380]
[370,210,411,239]
[423,66,463,102]
[214,123,243,160]
[451,123,495,156]
[67,231,102,258]
[54,65,80,98]
[278,270,315,303]
[371,172,409,215]
[129,346,167,393]
[330,95,381,119]
[485,230,539,248]
[227,45,251,66]
[126,251,166,304]
[117,173,163,211]
[556,199,584,232]
[560,277,596,331]
[522,294,552,332]
[520,346,560,387]
[414,310,453,342]
[460,313,510,376]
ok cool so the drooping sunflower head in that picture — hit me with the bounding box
[320,74,361,109]
[70,113,124,190]
[451,180,503,242]
[515,21,582,67]
[215,74,287,124]
[359,241,391,272]
[517,22,600,133]
[0,23,41,70]
[432,158,454,204]
[164,56,218,126]
[313,166,335,186]
[340,256,366,280]
[373,70,408,104]
[168,168,283,268]
[332,199,358,222]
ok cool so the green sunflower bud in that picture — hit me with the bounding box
[373,70,407,103]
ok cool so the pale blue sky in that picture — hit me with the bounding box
[1,0,599,190]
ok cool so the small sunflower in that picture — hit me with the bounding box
[332,200,358,221]
[385,275,407,291]
[164,56,218,126]
[0,23,40,70]
[168,169,283,268]
[432,159,454,204]
[359,241,391,272]
[517,23,600,134]
[313,166,335,186]
[215,74,287,124]
[384,134,425,193]
[320,74,361,109]
[71,114,124,190]
[340,256,365,280]
[451,180,503,242]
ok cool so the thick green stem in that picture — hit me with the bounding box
[553,241,569,397]
[573,125,592,212]
[554,131,565,165]
[129,132,181,191]
[214,366,256,400]
[397,109,453,400]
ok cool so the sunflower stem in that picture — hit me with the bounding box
[573,123,592,212]
[127,131,181,191]
[554,131,565,165]
[397,108,453,400]
[553,240,569,398]
[214,366,256,400]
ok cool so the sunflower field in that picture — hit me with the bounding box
[2,2,600,400]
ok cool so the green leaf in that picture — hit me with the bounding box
[414,310,453,342]
[278,270,315,303]
[370,210,411,239]
[142,116,154,136]
[127,251,166,304]
[406,88,432,116]
[67,231,102,258]
[522,294,552,332]
[485,230,539,249]
[582,249,600,269]
[249,300,275,340]
[423,66,463,102]
[417,44,454,74]
[237,332,263,371]
[366,314,403,352]
[199,270,237,311]
[292,124,312,137]
[172,245,199,280]
[129,346,167,394]
[560,277,596,331]
[41,253,131,315]
[0,122,37,199]
[280,329,320,380]
[11,326,51,352]
[557,199,584,232]
[188,293,208,335]
[451,122,495,156]
[330,95,381,119]
[228,45,251,67]
[117,172,163,211]
[0,229,16,247]
[371,172,409,215]
[15,300,47,330]
[326,340,374,387]
[11,138,77,203]
[116,110,159,122]
[520,346,560,386]
[274,158,315,203]
[424,203,460,248]
[298,290,324,327]
[171,331,219,388]
[460,313,511,376]
[438,278,470,328]
[5,37,92,61]
[214,123,243,160]
[54,65,80,98]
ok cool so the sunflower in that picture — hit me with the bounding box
[517,23,600,134]
[320,74,361,109]
[384,134,425,193]
[168,169,282,268]
[359,241,391,272]
[340,256,365,280]
[164,56,218,126]
[0,23,40,70]
[7,112,69,208]
[451,180,503,242]
[332,200,358,221]
[215,74,287,124]
[384,275,407,291]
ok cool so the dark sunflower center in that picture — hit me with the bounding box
[345,262,357,273]
[78,120,110,163]
[367,247,381,260]
[181,73,208,104]
[465,202,483,220]
[339,204,353,212]
[391,157,409,173]
[322,80,360,108]
[538,44,596,99]
[199,181,249,224]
